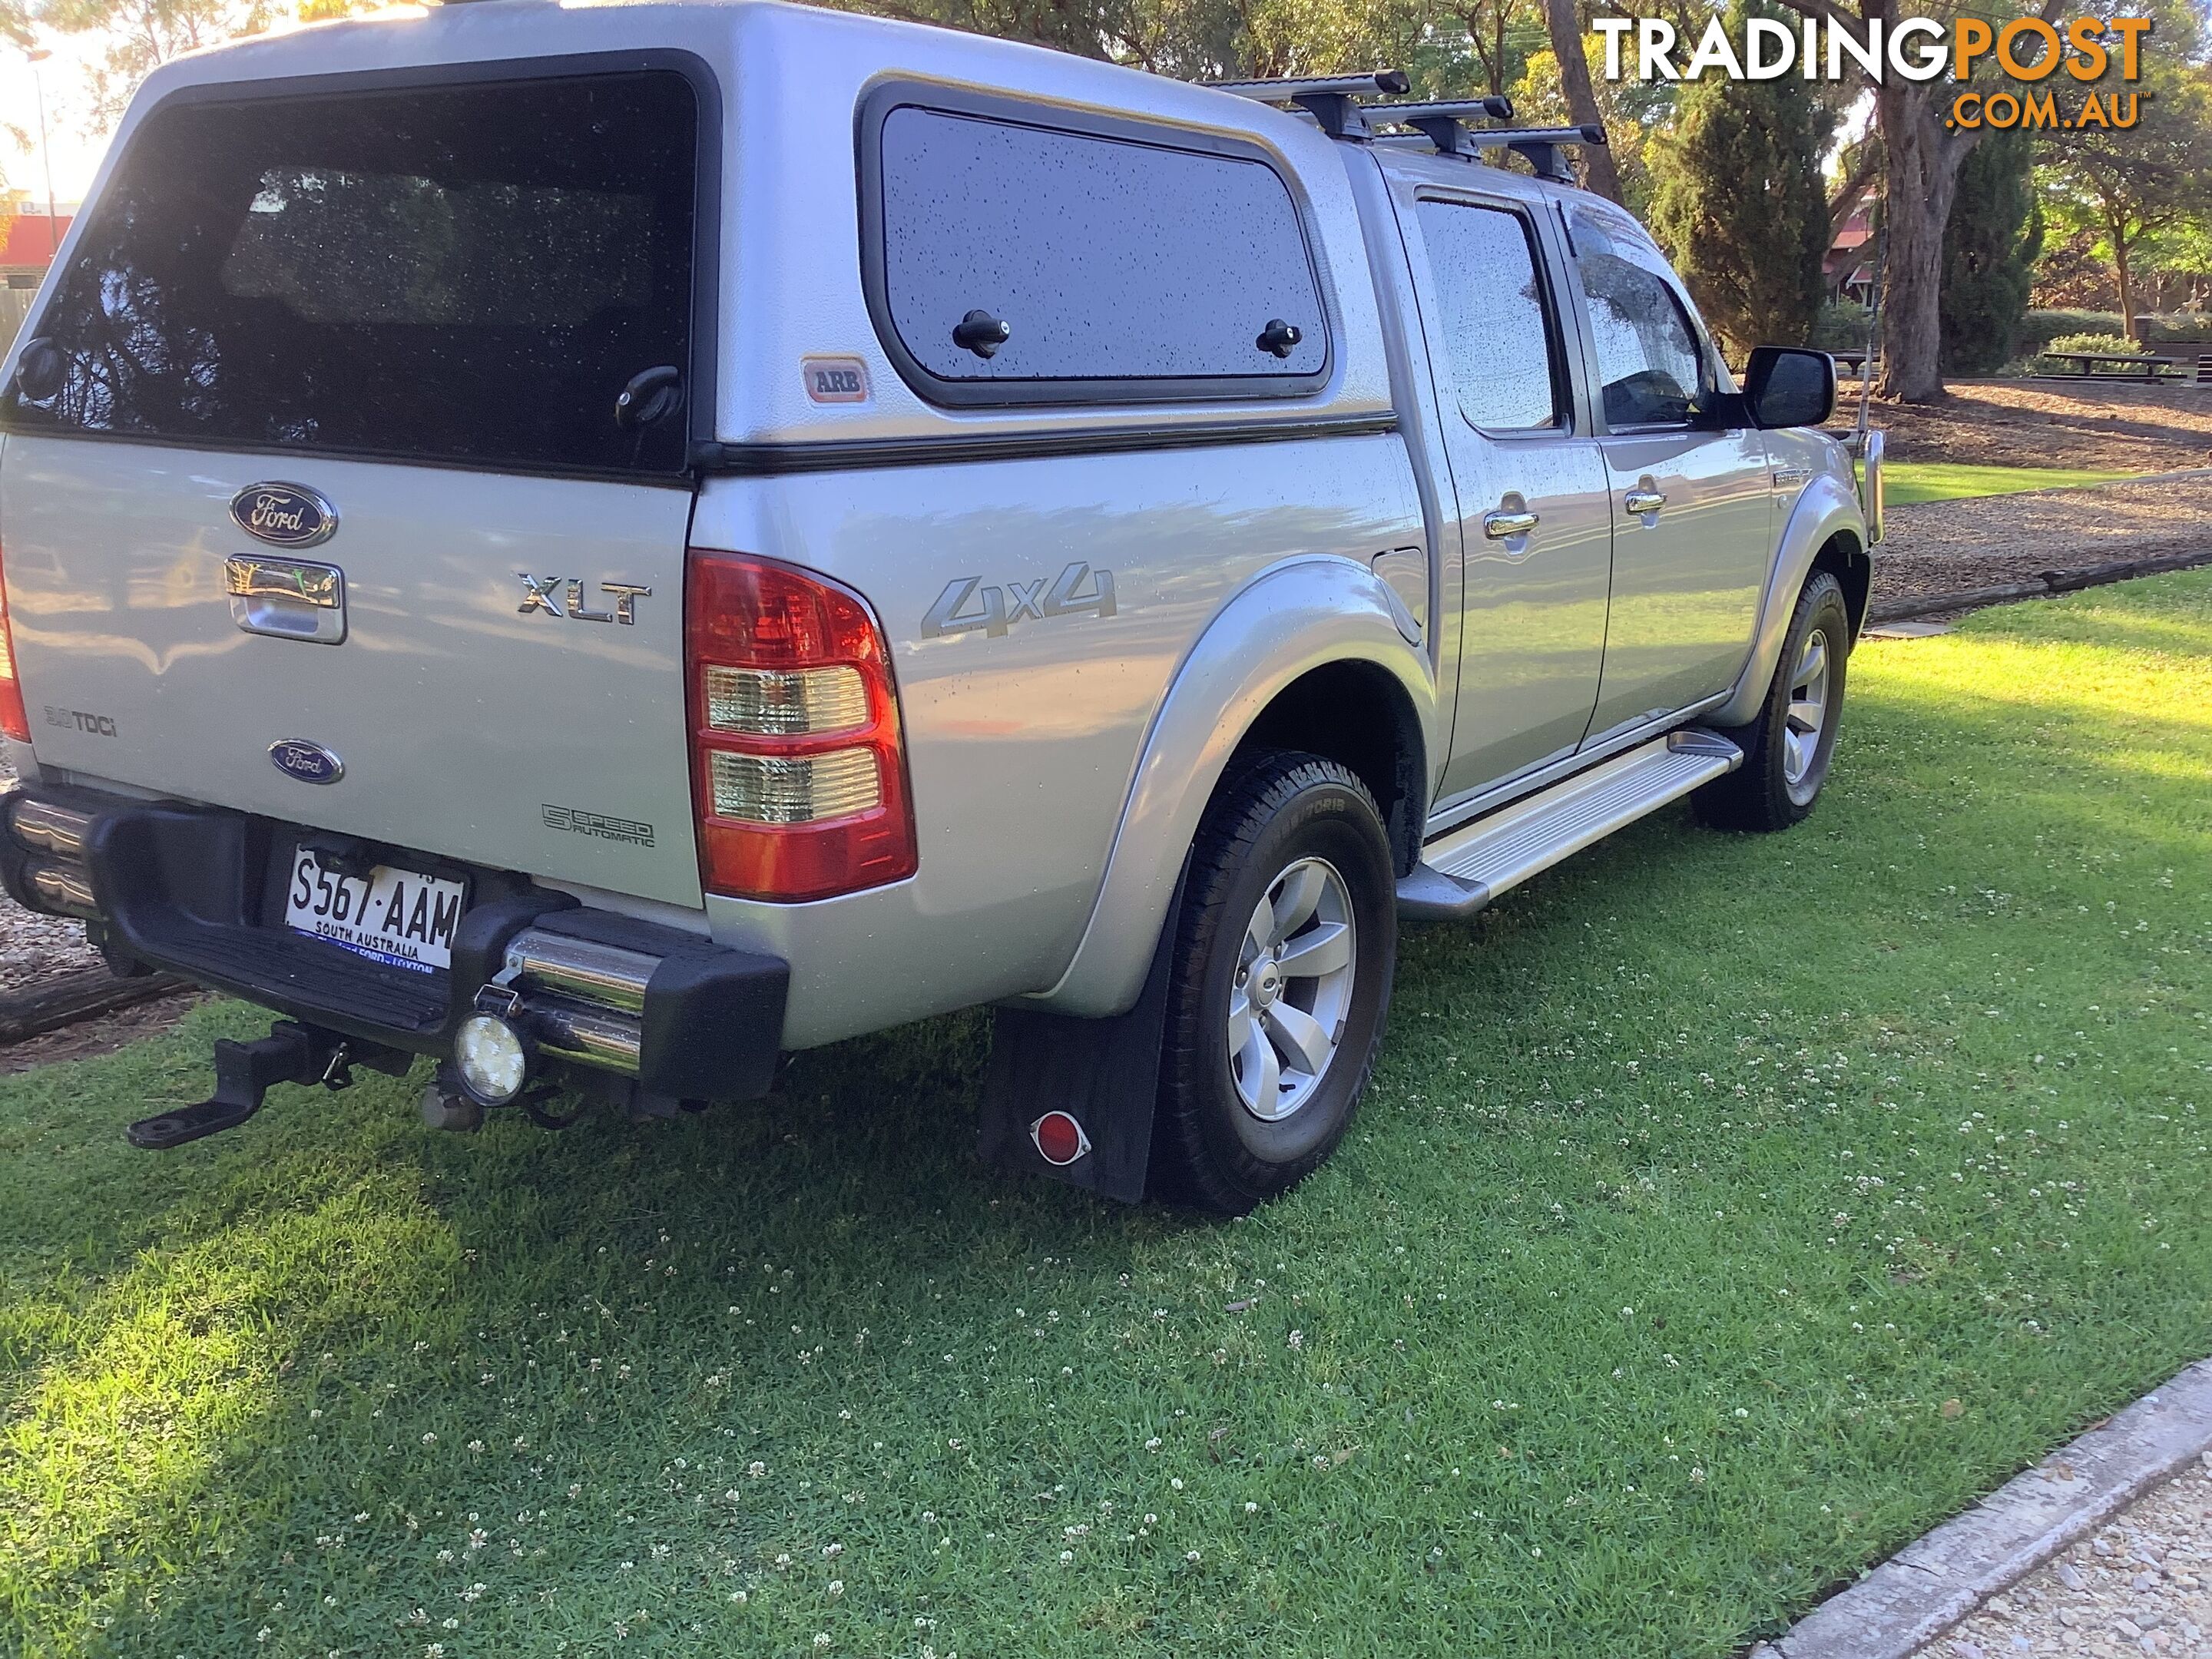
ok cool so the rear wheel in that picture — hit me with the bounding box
[1694,571,1850,833]
[1155,752,1396,1215]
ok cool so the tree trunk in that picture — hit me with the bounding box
[2111,217,2137,342]
[1542,0,1624,204]
[1874,81,1975,403]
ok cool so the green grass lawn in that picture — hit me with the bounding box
[1885,461,2136,505]
[5,574,2212,1657]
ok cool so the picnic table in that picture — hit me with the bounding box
[2035,349,2183,383]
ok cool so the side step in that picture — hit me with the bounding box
[1398,729,1742,922]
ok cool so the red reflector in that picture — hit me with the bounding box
[1029,1111,1091,1167]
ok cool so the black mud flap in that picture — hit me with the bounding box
[978,873,1183,1204]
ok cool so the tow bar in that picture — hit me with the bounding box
[126,1020,412,1150]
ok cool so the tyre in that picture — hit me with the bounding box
[1693,570,1851,833]
[1155,751,1397,1215]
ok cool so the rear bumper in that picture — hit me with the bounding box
[0,780,790,1101]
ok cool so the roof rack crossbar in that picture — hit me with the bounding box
[1363,96,1516,154]
[1204,69,1412,139]
[1467,123,1608,182]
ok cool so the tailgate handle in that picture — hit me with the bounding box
[226,555,346,646]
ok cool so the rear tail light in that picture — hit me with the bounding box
[0,540,27,743]
[685,551,917,901]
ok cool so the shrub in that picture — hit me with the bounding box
[2018,310,2212,349]
[2043,332,2144,357]
[1808,298,1873,351]
[2018,309,2124,353]
[2142,313,2212,346]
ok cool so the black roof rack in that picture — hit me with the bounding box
[1363,96,1516,154]
[1205,70,1412,138]
[1204,75,1606,183]
[1452,123,1608,182]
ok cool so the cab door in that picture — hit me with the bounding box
[1558,199,1774,742]
[1399,189,1614,801]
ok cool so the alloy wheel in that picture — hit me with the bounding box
[1227,856,1357,1122]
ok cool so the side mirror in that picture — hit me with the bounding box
[1742,346,1836,429]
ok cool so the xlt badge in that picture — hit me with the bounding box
[517,575,651,625]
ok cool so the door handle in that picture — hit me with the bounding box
[1482,508,1540,539]
[1623,488,1667,516]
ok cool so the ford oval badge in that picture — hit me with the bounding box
[231,482,337,549]
[269,739,343,785]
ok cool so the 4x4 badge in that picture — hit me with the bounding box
[922,562,1117,641]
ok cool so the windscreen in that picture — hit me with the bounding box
[5,69,700,475]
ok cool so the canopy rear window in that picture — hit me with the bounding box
[863,92,1331,406]
[5,68,702,475]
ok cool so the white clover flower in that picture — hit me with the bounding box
[1144,1438,1161,1452]
[1244,1502,1259,1515]
[828,1580,844,1597]
[1170,1479,1184,1492]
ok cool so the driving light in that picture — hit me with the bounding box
[454,1012,530,1106]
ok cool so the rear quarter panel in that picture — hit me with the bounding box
[694,435,1423,1048]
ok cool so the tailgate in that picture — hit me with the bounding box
[0,439,701,906]
[0,62,711,906]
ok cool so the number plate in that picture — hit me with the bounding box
[285,847,465,975]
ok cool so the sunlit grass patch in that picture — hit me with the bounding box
[1884,461,2134,505]
[0,570,2207,1657]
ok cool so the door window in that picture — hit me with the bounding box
[1568,209,1714,429]
[6,68,702,475]
[1413,200,1562,432]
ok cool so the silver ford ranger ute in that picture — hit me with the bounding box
[0,0,1879,1213]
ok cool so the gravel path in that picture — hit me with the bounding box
[1834,382,2212,472]
[0,751,104,991]
[1912,1455,2212,1659]
[1871,474,2212,614]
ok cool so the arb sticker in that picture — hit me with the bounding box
[802,356,871,404]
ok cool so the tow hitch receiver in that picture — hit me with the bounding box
[127,1020,411,1150]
